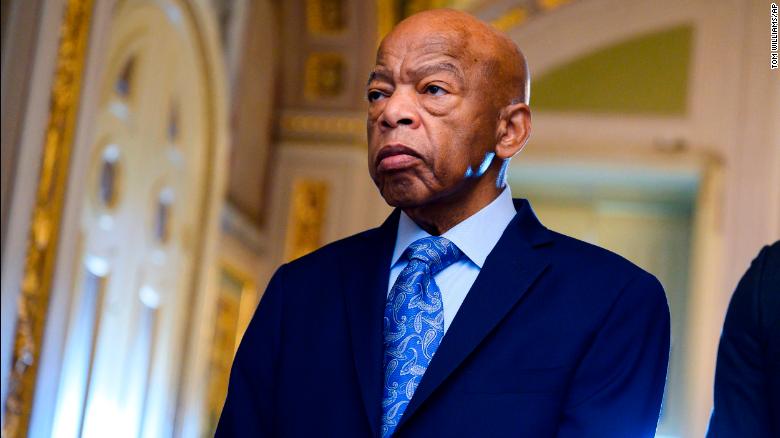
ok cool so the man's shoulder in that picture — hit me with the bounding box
[543,229,665,303]
[282,226,382,274]
[547,229,642,273]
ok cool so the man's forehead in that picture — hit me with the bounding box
[377,30,473,65]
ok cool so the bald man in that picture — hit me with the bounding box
[217,9,670,438]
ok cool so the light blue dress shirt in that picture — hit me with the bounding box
[388,186,517,333]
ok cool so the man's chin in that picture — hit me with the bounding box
[379,186,429,209]
[382,194,422,209]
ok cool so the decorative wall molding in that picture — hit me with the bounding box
[2,0,95,436]
[306,0,346,35]
[220,202,269,254]
[304,52,346,100]
[279,110,366,143]
[284,178,330,261]
[203,261,256,435]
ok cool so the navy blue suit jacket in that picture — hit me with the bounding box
[217,199,670,437]
[707,241,780,437]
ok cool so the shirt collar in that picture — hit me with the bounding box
[391,185,516,268]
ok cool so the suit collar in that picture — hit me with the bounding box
[510,198,555,248]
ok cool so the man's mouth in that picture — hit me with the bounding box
[376,143,421,172]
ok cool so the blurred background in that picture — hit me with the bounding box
[1,0,778,436]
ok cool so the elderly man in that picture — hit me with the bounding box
[217,9,670,438]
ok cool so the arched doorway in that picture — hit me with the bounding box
[48,1,226,436]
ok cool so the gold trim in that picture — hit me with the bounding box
[376,0,397,45]
[218,261,258,351]
[306,0,346,36]
[537,0,573,11]
[204,261,256,435]
[2,0,95,436]
[284,179,330,261]
[304,52,345,100]
[279,113,365,140]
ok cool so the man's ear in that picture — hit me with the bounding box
[495,102,531,159]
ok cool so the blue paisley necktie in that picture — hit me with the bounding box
[381,236,462,437]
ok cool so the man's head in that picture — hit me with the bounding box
[366,9,531,212]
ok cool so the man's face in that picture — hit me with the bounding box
[366,28,498,208]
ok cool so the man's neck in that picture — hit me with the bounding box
[402,183,504,236]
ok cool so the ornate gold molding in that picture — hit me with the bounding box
[306,0,346,35]
[2,0,95,436]
[304,52,345,99]
[284,179,330,261]
[375,0,396,45]
[204,262,255,435]
[279,112,365,141]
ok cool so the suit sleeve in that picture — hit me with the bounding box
[215,264,287,437]
[556,272,671,438]
[706,245,774,437]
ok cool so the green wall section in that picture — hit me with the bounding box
[532,24,693,115]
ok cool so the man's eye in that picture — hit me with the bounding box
[425,85,447,96]
[367,90,386,102]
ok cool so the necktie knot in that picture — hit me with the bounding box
[404,236,462,276]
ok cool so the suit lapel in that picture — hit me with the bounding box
[342,208,400,437]
[397,199,554,430]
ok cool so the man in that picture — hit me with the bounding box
[217,9,670,437]
[707,241,779,437]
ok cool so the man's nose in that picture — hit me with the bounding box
[379,89,420,130]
